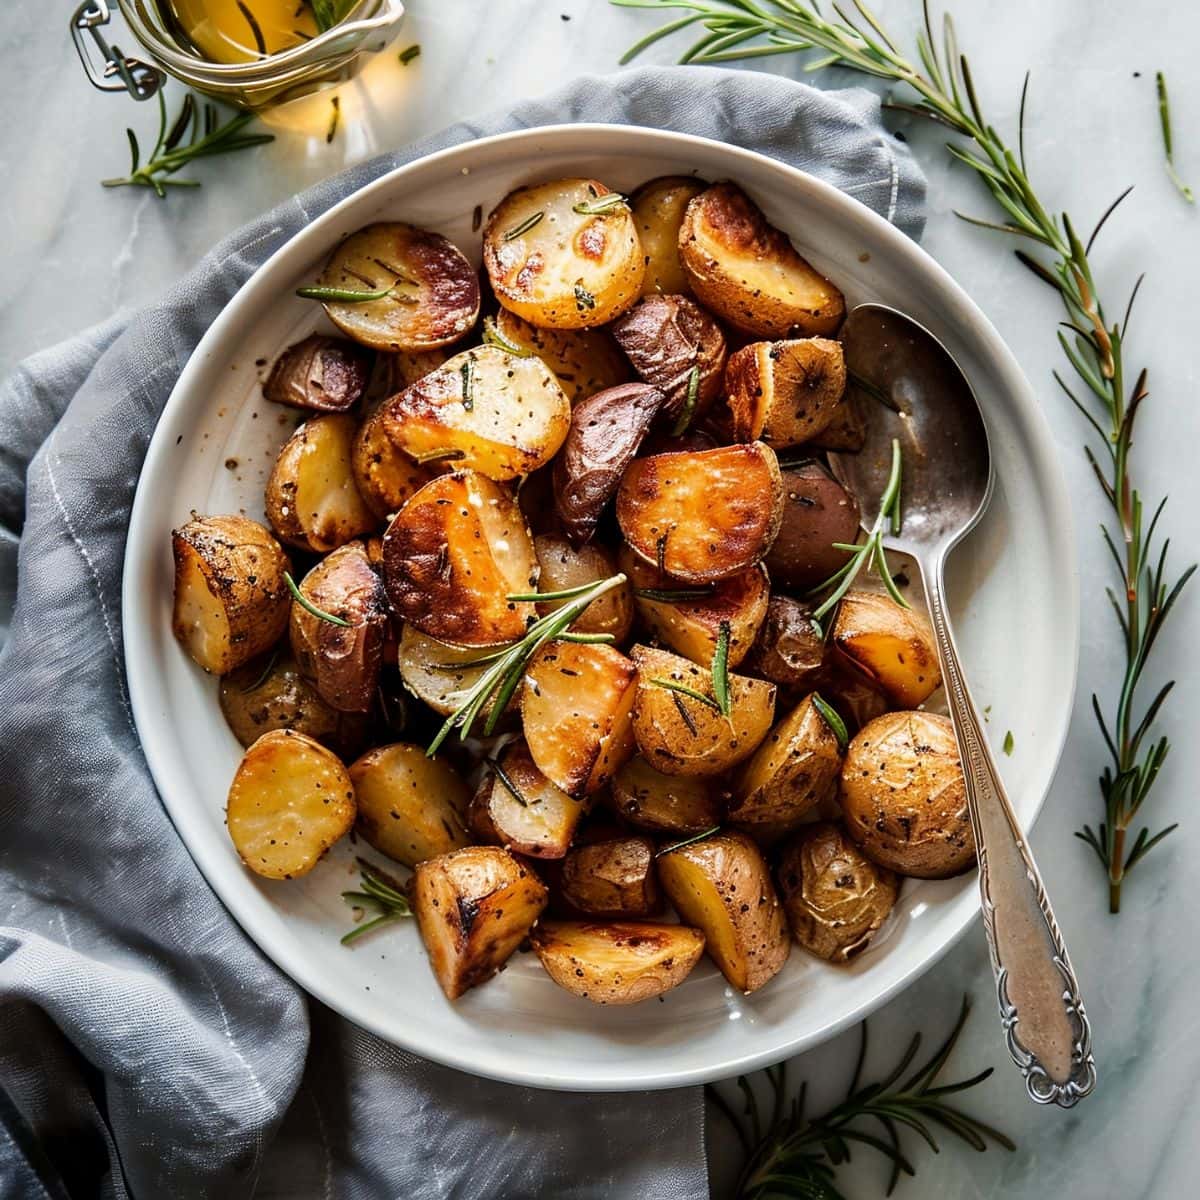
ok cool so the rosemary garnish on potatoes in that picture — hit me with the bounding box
[649,677,722,712]
[481,316,533,357]
[503,212,544,241]
[284,571,351,627]
[812,693,849,753]
[670,365,701,436]
[460,356,475,410]
[572,191,630,216]
[711,620,732,717]
[341,861,413,945]
[656,825,721,858]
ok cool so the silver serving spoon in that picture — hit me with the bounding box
[829,303,1096,1108]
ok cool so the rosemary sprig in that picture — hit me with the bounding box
[491,759,532,807]
[634,584,715,602]
[1156,72,1194,203]
[711,620,732,716]
[482,316,533,357]
[656,825,721,857]
[296,283,416,304]
[572,191,630,215]
[341,861,412,945]
[670,365,702,436]
[503,212,544,240]
[240,646,280,694]
[410,448,466,466]
[811,692,849,753]
[284,571,351,627]
[461,356,475,410]
[649,677,722,711]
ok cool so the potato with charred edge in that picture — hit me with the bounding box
[560,836,661,917]
[611,757,725,834]
[226,729,356,880]
[630,644,775,777]
[172,515,291,675]
[532,920,705,1004]
[380,346,571,482]
[841,711,975,879]
[744,595,826,690]
[522,641,638,796]
[351,407,432,521]
[616,443,784,584]
[484,741,590,858]
[657,830,790,993]
[483,178,644,328]
[553,382,664,544]
[382,470,538,647]
[832,590,941,708]
[777,822,899,963]
[264,334,372,414]
[765,462,862,592]
[314,221,480,351]
[611,294,727,422]
[535,535,633,641]
[631,175,707,296]
[395,625,512,720]
[413,846,548,1000]
[679,182,845,337]
[725,338,847,447]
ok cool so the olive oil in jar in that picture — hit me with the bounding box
[165,1,320,64]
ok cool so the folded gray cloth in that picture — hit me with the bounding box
[0,66,923,1200]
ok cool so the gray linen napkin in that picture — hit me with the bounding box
[0,66,923,1200]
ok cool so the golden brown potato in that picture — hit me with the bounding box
[314,221,480,351]
[560,836,660,917]
[349,743,471,868]
[534,535,633,641]
[725,338,847,447]
[729,694,844,827]
[630,644,776,776]
[263,334,372,413]
[172,515,291,675]
[265,414,378,553]
[531,920,705,1004]
[412,847,548,999]
[483,741,590,858]
[678,182,845,337]
[616,443,784,584]
[483,178,644,328]
[841,711,975,878]
[289,542,389,713]
[381,470,538,646]
[777,822,899,963]
[630,175,707,296]
[656,830,790,992]
[832,590,941,708]
[552,382,665,544]
[351,406,433,521]
[521,641,638,796]
[610,757,725,834]
[765,463,863,592]
[380,346,571,482]
[394,625,512,721]
[383,347,452,390]
[226,729,356,880]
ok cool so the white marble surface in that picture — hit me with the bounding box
[7,1,1200,1196]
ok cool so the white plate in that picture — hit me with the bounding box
[122,125,1078,1091]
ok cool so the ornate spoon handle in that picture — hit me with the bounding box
[924,567,1096,1107]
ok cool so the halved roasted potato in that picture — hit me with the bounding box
[725,338,846,447]
[380,346,571,481]
[534,534,633,641]
[395,624,510,719]
[483,741,590,858]
[226,729,356,880]
[383,347,452,390]
[531,920,704,1004]
[313,221,480,351]
[351,407,433,520]
[172,514,291,674]
[560,836,660,917]
[616,443,784,584]
[631,175,707,296]
[765,462,862,592]
[483,179,644,328]
[412,846,548,999]
[491,309,631,403]
[610,756,725,834]
[348,742,471,868]
[263,334,372,413]
[522,641,638,796]
[381,470,538,646]
[656,830,790,992]
[630,644,776,776]
[265,413,377,553]
[832,590,941,708]
[679,182,845,337]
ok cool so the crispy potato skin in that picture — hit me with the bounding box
[656,830,790,992]
[611,757,725,834]
[725,338,846,447]
[492,309,631,404]
[616,443,784,584]
[531,920,705,1004]
[412,847,548,999]
[381,470,538,646]
[678,182,845,337]
[631,176,708,297]
[351,407,433,521]
[832,590,941,708]
[264,334,372,413]
[226,729,356,879]
[777,822,899,963]
[744,595,827,689]
[172,515,291,675]
[553,382,664,544]
[765,463,862,592]
[534,535,633,640]
[560,836,661,917]
[841,711,975,878]
[485,740,590,858]
[317,222,480,351]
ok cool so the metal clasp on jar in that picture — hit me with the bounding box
[70,0,164,100]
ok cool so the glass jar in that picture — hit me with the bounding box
[70,0,407,110]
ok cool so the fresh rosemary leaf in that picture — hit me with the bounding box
[341,861,412,945]
[574,284,597,310]
[296,284,394,302]
[491,760,531,807]
[811,693,849,754]
[634,585,715,603]
[284,571,352,627]
[310,0,358,34]
[1003,730,1015,756]
[1157,71,1195,203]
[506,581,605,603]
[670,365,701,436]
[656,825,720,858]
[572,191,629,215]
[482,316,533,357]
[503,211,544,240]
[398,43,421,66]
[461,356,475,410]
[711,620,732,717]
[409,448,466,466]
[649,677,721,712]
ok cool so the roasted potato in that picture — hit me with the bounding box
[620,546,768,668]
[384,347,452,390]
[395,624,511,720]
[656,830,790,992]
[534,534,633,641]
[610,756,725,834]
[616,443,784,584]
[678,182,845,337]
[348,743,471,867]
[560,836,660,917]
[412,846,548,999]
[226,729,355,879]
[265,414,377,553]
[532,920,704,1004]
[351,407,433,520]
[381,470,538,646]
[483,740,590,858]
[483,179,644,328]
[841,711,974,878]
[172,515,291,675]
[744,595,826,689]
[630,644,776,776]
[522,641,638,796]
[832,590,941,708]
[552,382,664,544]
[314,221,480,351]
[263,334,372,414]
[380,346,571,481]
[611,294,727,422]
[630,175,707,296]
[777,822,899,963]
[765,462,862,592]
[729,694,844,827]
